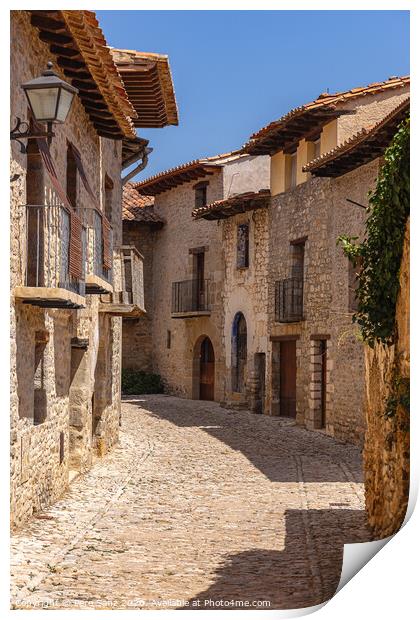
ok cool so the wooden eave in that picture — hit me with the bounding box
[243,77,409,157]
[192,189,271,221]
[122,136,150,168]
[112,48,179,128]
[244,107,348,156]
[304,99,410,178]
[135,163,222,196]
[29,10,136,140]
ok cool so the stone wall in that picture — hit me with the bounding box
[363,221,410,538]
[10,11,123,528]
[337,88,410,143]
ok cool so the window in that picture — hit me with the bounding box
[313,137,321,159]
[26,132,45,287]
[194,182,208,209]
[290,238,306,279]
[33,331,48,425]
[193,250,205,308]
[237,223,249,268]
[104,174,114,224]
[290,151,297,188]
[167,330,172,349]
[66,142,78,209]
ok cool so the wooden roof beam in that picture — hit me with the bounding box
[30,14,66,31]
[38,30,73,45]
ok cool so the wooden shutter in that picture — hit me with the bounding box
[36,137,72,210]
[69,209,83,279]
[102,215,112,270]
[68,141,100,208]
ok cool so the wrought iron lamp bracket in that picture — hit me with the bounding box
[10,117,55,154]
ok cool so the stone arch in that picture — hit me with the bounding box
[231,312,247,393]
[192,334,215,401]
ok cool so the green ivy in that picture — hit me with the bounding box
[338,116,410,346]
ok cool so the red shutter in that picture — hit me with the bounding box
[69,210,83,280]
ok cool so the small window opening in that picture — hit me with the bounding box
[237,223,249,268]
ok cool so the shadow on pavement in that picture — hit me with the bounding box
[124,395,364,484]
[183,507,372,610]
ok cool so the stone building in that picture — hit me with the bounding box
[123,76,409,446]
[241,76,409,444]
[10,10,177,528]
[302,101,410,534]
[123,153,270,401]
[122,184,164,373]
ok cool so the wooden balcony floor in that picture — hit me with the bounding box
[13,286,86,310]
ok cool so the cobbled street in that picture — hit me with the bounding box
[11,395,372,610]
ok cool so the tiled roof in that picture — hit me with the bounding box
[192,189,271,220]
[122,184,164,225]
[30,10,137,139]
[60,11,137,138]
[134,151,244,196]
[243,76,410,156]
[303,97,410,178]
[112,48,178,128]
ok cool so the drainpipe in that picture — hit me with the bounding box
[122,147,153,186]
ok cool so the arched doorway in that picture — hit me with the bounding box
[199,337,215,401]
[232,312,247,393]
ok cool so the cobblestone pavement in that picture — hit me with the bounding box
[11,395,372,610]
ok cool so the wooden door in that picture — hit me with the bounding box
[280,340,296,418]
[194,252,205,310]
[199,337,214,401]
[320,340,327,428]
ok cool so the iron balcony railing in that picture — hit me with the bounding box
[24,204,86,296]
[275,277,304,322]
[80,208,113,285]
[172,279,210,314]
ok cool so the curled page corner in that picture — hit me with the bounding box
[336,536,392,594]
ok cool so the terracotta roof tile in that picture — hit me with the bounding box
[122,183,164,225]
[243,76,410,155]
[60,11,137,139]
[303,97,410,177]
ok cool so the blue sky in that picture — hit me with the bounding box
[96,10,410,180]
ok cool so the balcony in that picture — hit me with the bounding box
[13,204,86,310]
[81,208,114,294]
[275,278,304,322]
[99,246,145,317]
[171,279,211,318]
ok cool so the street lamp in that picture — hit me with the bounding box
[11,61,78,152]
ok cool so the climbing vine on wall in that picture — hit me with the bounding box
[338,116,410,347]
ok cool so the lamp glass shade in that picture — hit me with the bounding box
[25,87,60,122]
[56,88,75,122]
[21,63,78,124]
